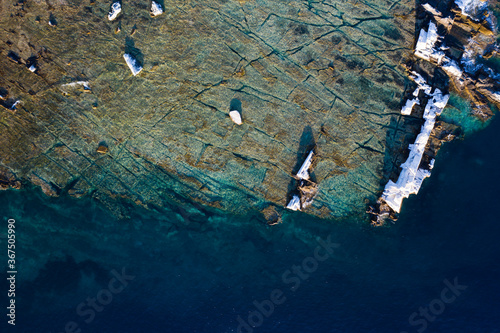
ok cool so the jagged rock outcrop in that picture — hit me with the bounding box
[370,0,500,225]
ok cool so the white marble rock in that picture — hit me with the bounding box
[229,110,242,125]
[151,1,164,16]
[123,54,143,76]
[108,2,122,21]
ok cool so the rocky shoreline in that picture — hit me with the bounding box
[370,0,500,225]
[0,0,498,225]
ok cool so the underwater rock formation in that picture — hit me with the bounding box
[0,0,496,222]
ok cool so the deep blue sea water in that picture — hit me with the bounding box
[2,115,500,333]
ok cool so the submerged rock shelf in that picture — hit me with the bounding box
[0,0,497,223]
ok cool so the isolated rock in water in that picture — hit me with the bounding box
[262,205,282,225]
[123,53,142,76]
[150,1,164,17]
[229,110,242,125]
[108,2,121,21]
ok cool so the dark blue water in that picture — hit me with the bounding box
[2,115,500,333]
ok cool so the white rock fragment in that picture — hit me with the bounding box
[441,59,463,79]
[483,90,500,103]
[229,110,242,125]
[10,100,20,110]
[28,64,36,72]
[461,38,485,74]
[422,3,454,28]
[382,83,450,213]
[61,81,91,90]
[484,67,500,80]
[150,1,163,16]
[123,53,142,76]
[425,89,450,118]
[414,22,445,64]
[455,0,488,20]
[401,98,419,115]
[399,72,433,116]
[485,11,496,30]
[410,71,432,95]
[422,3,442,16]
[492,92,500,103]
[296,150,314,180]
[286,150,317,211]
[108,2,122,21]
[286,195,301,211]
[429,159,435,170]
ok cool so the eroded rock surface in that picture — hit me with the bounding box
[1,0,420,219]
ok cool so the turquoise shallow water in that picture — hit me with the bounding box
[1,115,500,333]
